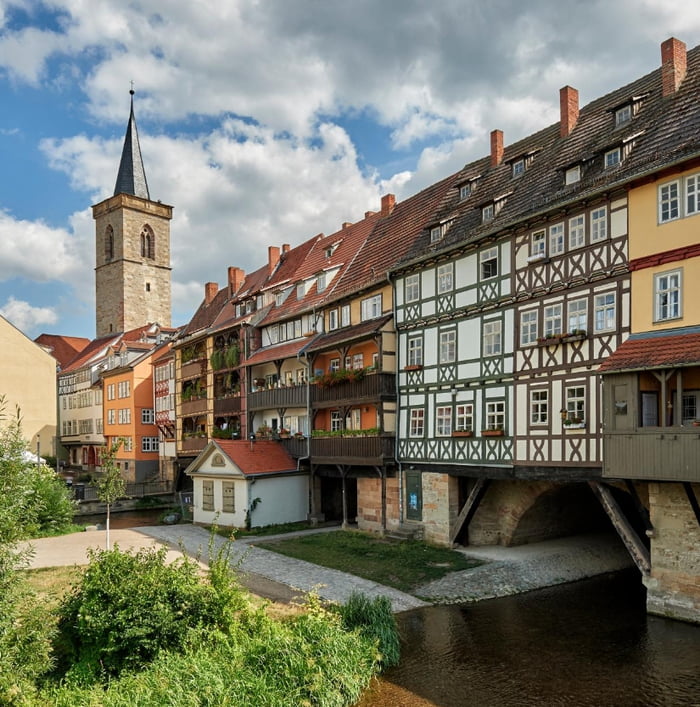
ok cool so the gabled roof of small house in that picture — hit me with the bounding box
[185,440,297,476]
[598,326,700,373]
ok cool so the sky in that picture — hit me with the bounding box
[1,1,699,341]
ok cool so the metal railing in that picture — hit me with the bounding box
[72,479,173,502]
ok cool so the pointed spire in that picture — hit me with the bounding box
[113,89,150,199]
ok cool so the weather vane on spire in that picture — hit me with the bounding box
[130,80,135,95]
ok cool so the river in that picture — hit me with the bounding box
[359,570,700,706]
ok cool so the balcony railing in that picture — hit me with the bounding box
[312,372,396,408]
[309,434,395,466]
[248,385,307,411]
[180,436,207,453]
[214,396,243,415]
[181,359,207,379]
[603,428,700,482]
[180,397,208,415]
[278,436,309,459]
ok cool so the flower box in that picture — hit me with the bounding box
[537,336,561,346]
[481,429,504,437]
[452,430,473,438]
[561,331,587,343]
[527,253,548,264]
[403,364,423,372]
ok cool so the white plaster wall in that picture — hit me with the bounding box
[248,474,309,527]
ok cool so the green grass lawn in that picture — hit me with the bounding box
[257,530,481,593]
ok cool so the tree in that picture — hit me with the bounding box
[95,438,127,550]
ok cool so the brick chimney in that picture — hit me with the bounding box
[661,37,687,96]
[282,243,290,254]
[204,282,218,305]
[490,129,504,167]
[560,86,579,137]
[381,193,396,216]
[268,246,281,274]
[227,267,245,294]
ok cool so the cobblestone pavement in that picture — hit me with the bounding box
[24,526,632,614]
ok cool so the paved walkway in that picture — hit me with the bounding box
[23,526,633,613]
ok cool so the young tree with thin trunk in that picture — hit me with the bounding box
[95,438,127,549]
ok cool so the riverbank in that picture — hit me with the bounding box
[24,526,633,611]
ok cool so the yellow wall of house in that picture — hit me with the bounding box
[629,172,700,332]
[0,316,57,454]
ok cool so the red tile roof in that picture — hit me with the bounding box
[214,439,296,475]
[599,328,700,373]
[243,338,314,367]
[305,314,392,353]
[34,334,91,369]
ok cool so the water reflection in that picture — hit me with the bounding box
[361,571,700,706]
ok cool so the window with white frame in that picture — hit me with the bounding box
[549,223,564,255]
[544,304,563,337]
[565,165,581,185]
[531,229,546,258]
[107,384,115,400]
[405,274,420,303]
[459,183,471,200]
[141,436,159,452]
[512,158,525,177]
[341,304,351,327]
[655,270,681,321]
[480,247,498,279]
[591,206,607,241]
[317,272,327,292]
[482,204,494,222]
[605,147,621,168]
[118,381,130,398]
[483,320,502,356]
[569,214,585,249]
[568,298,587,333]
[328,309,339,330]
[659,181,680,223]
[436,406,452,436]
[455,404,473,432]
[687,174,699,215]
[682,393,699,424]
[122,436,132,452]
[330,410,342,432]
[107,409,115,425]
[566,386,586,422]
[361,294,382,320]
[275,291,285,307]
[408,336,423,367]
[141,408,154,424]
[352,353,364,369]
[329,358,340,372]
[430,225,443,243]
[594,292,616,332]
[437,263,454,293]
[530,390,548,425]
[615,104,632,126]
[439,329,456,363]
[520,310,538,345]
[485,401,505,431]
[409,409,425,437]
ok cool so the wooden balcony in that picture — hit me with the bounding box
[214,396,242,415]
[180,436,207,454]
[309,434,395,466]
[312,372,396,409]
[248,385,307,411]
[603,428,700,482]
[278,436,309,459]
[180,397,208,415]
[181,359,207,379]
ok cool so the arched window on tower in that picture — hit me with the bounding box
[105,226,114,261]
[141,225,155,259]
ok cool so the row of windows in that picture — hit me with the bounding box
[327,353,369,372]
[61,418,102,435]
[529,387,586,425]
[658,173,700,223]
[62,391,100,409]
[154,362,175,382]
[519,292,616,344]
[407,321,503,367]
[106,381,131,400]
[529,206,607,260]
[408,402,505,437]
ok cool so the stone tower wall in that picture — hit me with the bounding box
[93,194,172,336]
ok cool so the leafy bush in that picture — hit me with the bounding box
[55,545,244,682]
[336,592,400,668]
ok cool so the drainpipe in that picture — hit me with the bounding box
[387,269,403,526]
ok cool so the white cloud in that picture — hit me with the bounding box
[0,209,84,282]
[0,296,57,333]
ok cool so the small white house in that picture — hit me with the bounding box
[185,440,309,528]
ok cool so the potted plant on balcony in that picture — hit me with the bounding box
[278,428,290,439]
[256,423,272,439]
[293,431,305,439]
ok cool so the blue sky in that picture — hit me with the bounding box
[1,0,699,341]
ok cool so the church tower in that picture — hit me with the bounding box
[92,90,173,337]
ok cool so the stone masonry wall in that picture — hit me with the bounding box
[646,482,700,624]
[357,476,400,533]
[420,472,459,546]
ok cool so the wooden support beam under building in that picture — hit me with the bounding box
[450,478,491,545]
[589,481,651,575]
